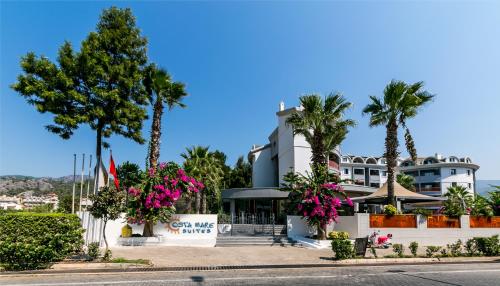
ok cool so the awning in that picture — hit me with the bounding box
[351,181,446,204]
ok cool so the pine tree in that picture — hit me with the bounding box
[11,7,150,160]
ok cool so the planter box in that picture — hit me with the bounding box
[369,214,417,228]
[117,237,162,246]
[470,216,500,228]
[427,215,460,228]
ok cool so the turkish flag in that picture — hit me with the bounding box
[109,154,120,191]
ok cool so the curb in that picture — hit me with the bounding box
[1,257,499,275]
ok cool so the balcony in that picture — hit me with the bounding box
[328,160,339,171]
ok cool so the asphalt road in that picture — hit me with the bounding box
[1,263,499,286]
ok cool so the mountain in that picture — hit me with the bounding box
[0,175,92,196]
[476,180,500,196]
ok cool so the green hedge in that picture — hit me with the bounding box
[0,213,84,270]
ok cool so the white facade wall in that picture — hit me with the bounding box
[251,147,276,187]
[78,212,217,247]
[288,214,500,247]
[277,112,297,185]
[440,167,475,195]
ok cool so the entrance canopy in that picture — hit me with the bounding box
[351,181,446,204]
[221,188,289,200]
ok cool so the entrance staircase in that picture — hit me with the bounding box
[216,235,301,247]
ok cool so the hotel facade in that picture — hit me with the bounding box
[248,102,479,197]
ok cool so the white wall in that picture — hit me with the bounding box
[277,113,296,185]
[78,212,217,247]
[288,214,500,246]
[252,147,276,187]
[440,167,475,195]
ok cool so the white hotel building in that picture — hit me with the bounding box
[249,102,479,197]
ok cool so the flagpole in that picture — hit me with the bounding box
[86,154,92,209]
[78,154,85,212]
[71,154,76,214]
[85,154,92,246]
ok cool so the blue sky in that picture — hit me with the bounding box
[1,1,499,179]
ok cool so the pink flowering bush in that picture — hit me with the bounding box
[282,165,352,240]
[126,162,204,235]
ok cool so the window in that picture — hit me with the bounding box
[354,169,364,175]
[452,182,457,187]
[468,183,472,189]
[370,183,380,188]
[382,171,387,177]
[369,169,379,176]
[342,157,348,163]
[451,169,457,175]
[467,170,471,176]
[343,168,349,175]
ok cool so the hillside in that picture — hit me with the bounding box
[0,175,92,196]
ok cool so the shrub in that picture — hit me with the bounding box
[425,246,441,257]
[103,249,112,261]
[465,238,479,256]
[370,246,378,258]
[474,235,500,256]
[87,242,100,260]
[411,208,433,216]
[0,213,84,270]
[331,239,353,260]
[384,204,397,216]
[328,231,349,240]
[392,244,405,258]
[409,241,419,257]
[447,240,463,257]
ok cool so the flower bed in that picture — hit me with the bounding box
[369,214,417,228]
[427,215,460,228]
[470,216,500,228]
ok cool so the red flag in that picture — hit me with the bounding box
[109,154,120,191]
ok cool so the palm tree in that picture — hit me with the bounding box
[396,173,416,191]
[143,64,187,169]
[181,146,224,214]
[286,93,355,175]
[445,185,473,211]
[363,80,433,205]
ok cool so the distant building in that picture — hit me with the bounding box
[19,193,59,210]
[0,195,22,210]
[249,102,480,197]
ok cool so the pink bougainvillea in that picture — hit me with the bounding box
[127,162,204,225]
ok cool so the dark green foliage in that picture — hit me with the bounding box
[447,240,463,257]
[331,239,354,260]
[117,161,143,190]
[410,208,433,216]
[87,242,100,260]
[103,249,113,262]
[465,238,479,256]
[425,246,441,257]
[396,173,416,191]
[363,80,434,205]
[0,213,84,270]
[88,186,125,251]
[286,93,355,174]
[227,156,252,188]
[11,7,150,159]
[409,241,419,257]
[474,235,500,256]
[370,246,378,258]
[392,243,405,258]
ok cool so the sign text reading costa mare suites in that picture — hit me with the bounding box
[166,216,215,234]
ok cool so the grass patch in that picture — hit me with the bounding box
[109,257,150,265]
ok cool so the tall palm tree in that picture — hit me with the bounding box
[286,93,355,175]
[143,64,187,169]
[181,146,224,214]
[363,80,433,205]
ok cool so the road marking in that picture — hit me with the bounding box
[1,268,500,286]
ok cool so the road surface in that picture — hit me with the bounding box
[1,262,499,285]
